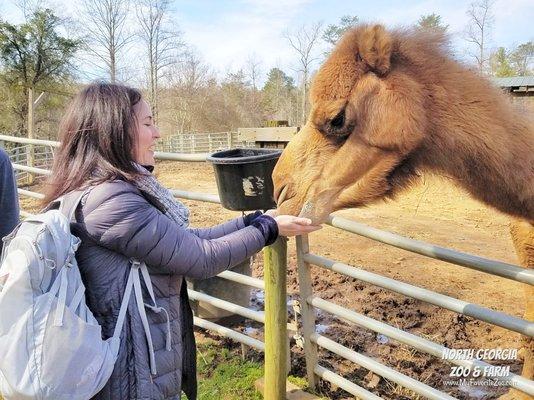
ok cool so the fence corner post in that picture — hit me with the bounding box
[296,234,318,389]
[263,236,288,399]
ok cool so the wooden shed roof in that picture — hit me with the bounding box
[492,76,534,88]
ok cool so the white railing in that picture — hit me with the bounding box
[156,132,255,153]
[3,133,533,399]
[5,143,54,185]
[293,218,534,399]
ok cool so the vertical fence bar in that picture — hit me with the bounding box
[263,237,288,399]
[27,88,35,185]
[295,235,319,389]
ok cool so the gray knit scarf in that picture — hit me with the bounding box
[132,163,190,227]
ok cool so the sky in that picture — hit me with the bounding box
[1,0,533,84]
[171,0,533,80]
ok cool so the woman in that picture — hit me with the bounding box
[42,82,321,400]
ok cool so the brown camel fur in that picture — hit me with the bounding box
[272,24,534,399]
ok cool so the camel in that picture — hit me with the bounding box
[272,24,534,399]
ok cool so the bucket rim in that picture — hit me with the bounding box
[207,148,282,165]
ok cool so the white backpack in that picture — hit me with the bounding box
[0,191,169,400]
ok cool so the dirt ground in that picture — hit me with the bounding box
[18,161,527,399]
[153,160,526,400]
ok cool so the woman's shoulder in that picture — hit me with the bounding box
[81,179,145,215]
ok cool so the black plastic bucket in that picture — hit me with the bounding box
[207,148,282,211]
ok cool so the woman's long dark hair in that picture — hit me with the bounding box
[43,82,143,205]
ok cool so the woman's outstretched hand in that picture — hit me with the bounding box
[265,209,322,237]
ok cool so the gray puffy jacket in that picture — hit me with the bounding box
[70,180,268,399]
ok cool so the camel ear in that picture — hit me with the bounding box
[358,25,392,75]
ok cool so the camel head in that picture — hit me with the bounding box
[273,24,432,223]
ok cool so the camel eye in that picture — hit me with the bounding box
[324,109,351,140]
[330,110,345,129]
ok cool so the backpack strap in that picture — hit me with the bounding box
[139,263,171,351]
[112,265,135,340]
[114,260,172,376]
[58,189,90,222]
[131,260,171,375]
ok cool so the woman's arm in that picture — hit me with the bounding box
[78,182,272,279]
[187,211,262,239]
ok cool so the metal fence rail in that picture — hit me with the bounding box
[295,218,534,398]
[4,134,534,399]
[5,144,54,184]
[314,365,382,400]
[309,296,534,395]
[305,252,534,336]
[327,215,534,285]
[312,333,456,400]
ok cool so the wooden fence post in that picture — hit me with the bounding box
[295,235,318,389]
[263,236,288,399]
[26,89,46,185]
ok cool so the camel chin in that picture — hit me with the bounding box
[297,200,328,225]
[296,188,342,224]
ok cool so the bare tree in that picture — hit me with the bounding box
[245,53,262,91]
[510,41,534,76]
[168,48,211,133]
[283,21,323,125]
[14,0,48,19]
[465,0,494,74]
[80,0,133,83]
[135,0,183,122]
[244,53,262,116]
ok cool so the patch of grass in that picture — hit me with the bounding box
[287,375,330,399]
[189,340,263,400]
[288,375,309,388]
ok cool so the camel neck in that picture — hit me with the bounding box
[422,111,534,222]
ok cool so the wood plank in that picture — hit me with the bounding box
[238,127,299,142]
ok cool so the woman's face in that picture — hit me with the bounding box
[133,99,160,166]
